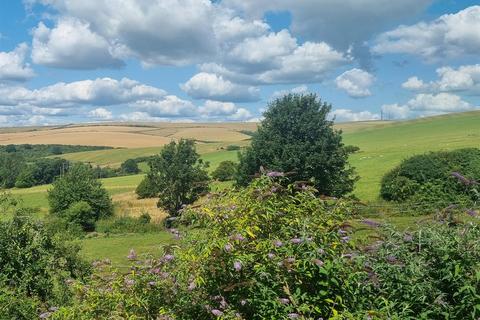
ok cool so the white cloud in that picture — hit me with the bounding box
[331,109,380,122]
[133,96,197,117]
[88,107,113,120]
[199,100,253,121]
[181,72,260,102]
[335,68,374,98]
[271,85,308,99]
[0,43,36,82]
[402,65,480,95]
[32,18,123,69]
[381,93,477,120]
[373,6,480,61]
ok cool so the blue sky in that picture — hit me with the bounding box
[0,0,479,126]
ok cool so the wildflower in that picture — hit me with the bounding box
[467,209,478,217]
[147,281,156,287]
[286,257,295,263]
[211,309,224,317]
[224,244,233,252]
[403,233,413,242]
[163,254,174,262]
[274,240,283,247]
[386,255,397,263]
[234,261,242,272]
[231,233,246,242]
[341,236,350,243]
[338,229,348,235]
[312,259,324,267]
[361,219,381,227]
[267,253,275,259]
[267,171,285,177]
[127,249,137,260]
[290,238,302,244]
[317,248,325,255]
[48,307,58,312]
[125,279,135,287]
[188,281,196,291]
[288,313,300,319]
[39,312,51,319]
[279,298,290,305]
[240,299,247,306]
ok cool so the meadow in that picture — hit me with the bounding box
[3,111,480,264]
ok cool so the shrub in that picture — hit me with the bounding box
[226,145,240,151]
[211,160,237,181]
[48,164,114,223]
[0,210,90,318]
[236,93,358,197]
[121,159,140,174]
[139,139,210,216]
[63,201,96,232]
[53,177,368,319]
[135,176,158,199]
[95,215,162,234]
[380,148,480,207]
[361,222,480,319]
[0,153,25,188]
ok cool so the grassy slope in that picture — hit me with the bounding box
[344,111,480,200]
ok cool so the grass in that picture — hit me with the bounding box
[80,232,173,266]
[343,111,480,201]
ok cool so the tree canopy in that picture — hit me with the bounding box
[236,93,357,196]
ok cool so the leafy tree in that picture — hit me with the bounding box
[135,176,158,199]
[49,146,63,155]
[64,201,97,232]
[212,160,237,181]
[5,144,16,153]
[121,159,140,174]
[140,139,210,216]
[236,93,357,196]
[48,164,113,222]
[0,153,25,188]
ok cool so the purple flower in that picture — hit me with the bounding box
[317,248,325,255]
[290,238,302,244]
[147,281,157,287]
[224,243,233,252]
[39,312,51,319]
[313,259,324,267]
[234,261,242,272]
[467,209,478,217]
[267,253,275,259]
[127,249,137,260]
[288,313,300,319]
[403,233,413,242]
[163,254,174,262]
[211,309,224,317]
[231,233,246,242]
[451,172,475,185]
[279,298,290,305]
[188,281,196,291]
[338,229,348,235]
[125,279,135,287]
[274,240,283,247]
[341,236,350,243]
[386,255,398,264]
[361,219,381,227]
[266,171,285,177]
[286,257,296,263]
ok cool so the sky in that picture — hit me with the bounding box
[0,0,479,126]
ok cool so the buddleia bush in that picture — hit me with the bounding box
[52,177,370,319]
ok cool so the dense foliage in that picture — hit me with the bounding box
[0,144,112,161]
[48,164,114,230]
[138,139,210,216]
[380,148,480,207]
[236,94,357,197]
[0,152,26,188]
[0,210,90,319]
[120,158,140,174]
[15,158,69,188]
[211,160,237,181]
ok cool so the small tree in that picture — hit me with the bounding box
[236,93,357,196]
[120,159,140,174]
[141,139,210,216]
[48,164,113,223]
[212,160,237,181]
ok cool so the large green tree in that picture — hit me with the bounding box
[236,93,357,196]
[139,139,210,216]
[48,164,113,222]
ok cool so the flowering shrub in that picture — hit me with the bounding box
[52,177,370,319]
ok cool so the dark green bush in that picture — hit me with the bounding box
[95,215,162,234]
[225,145,240,151]
[211,160,237,181]
[48,164,114,223]
[135,175,158,199]
[120,159,140,174]
[63,201,96,232]
[380,148,480,207]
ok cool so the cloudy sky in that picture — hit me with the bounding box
[0,0,479,126]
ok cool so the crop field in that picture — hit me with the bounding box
[4,111,480,265]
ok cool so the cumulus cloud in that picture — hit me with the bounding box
[133,96,197,117]
[402,65,480,95]
[0,44,36,82]
[335,68,374,98]
[381,93,477,120]
[331,109,380,122]
[373,6,480,61]
[271,85,308,99]
[198,100,253,121]
[88,107,113,120]
[181,72,260,102]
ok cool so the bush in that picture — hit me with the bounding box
[211,160,237,181]
[0,153,25,188]
[95,215,162,234]
[380,148,480,207]
[362,223,480,318]
[121,159,140,174]
[236,93,358,197]
[135,176,158,199]
[48,164,114,223]
[226,145,240,151]
[63,201,96,232]
[0,211,90,318]
[53,178,367,319]
[139,139,210,216]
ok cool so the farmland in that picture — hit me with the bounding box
[2,111,480,264]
